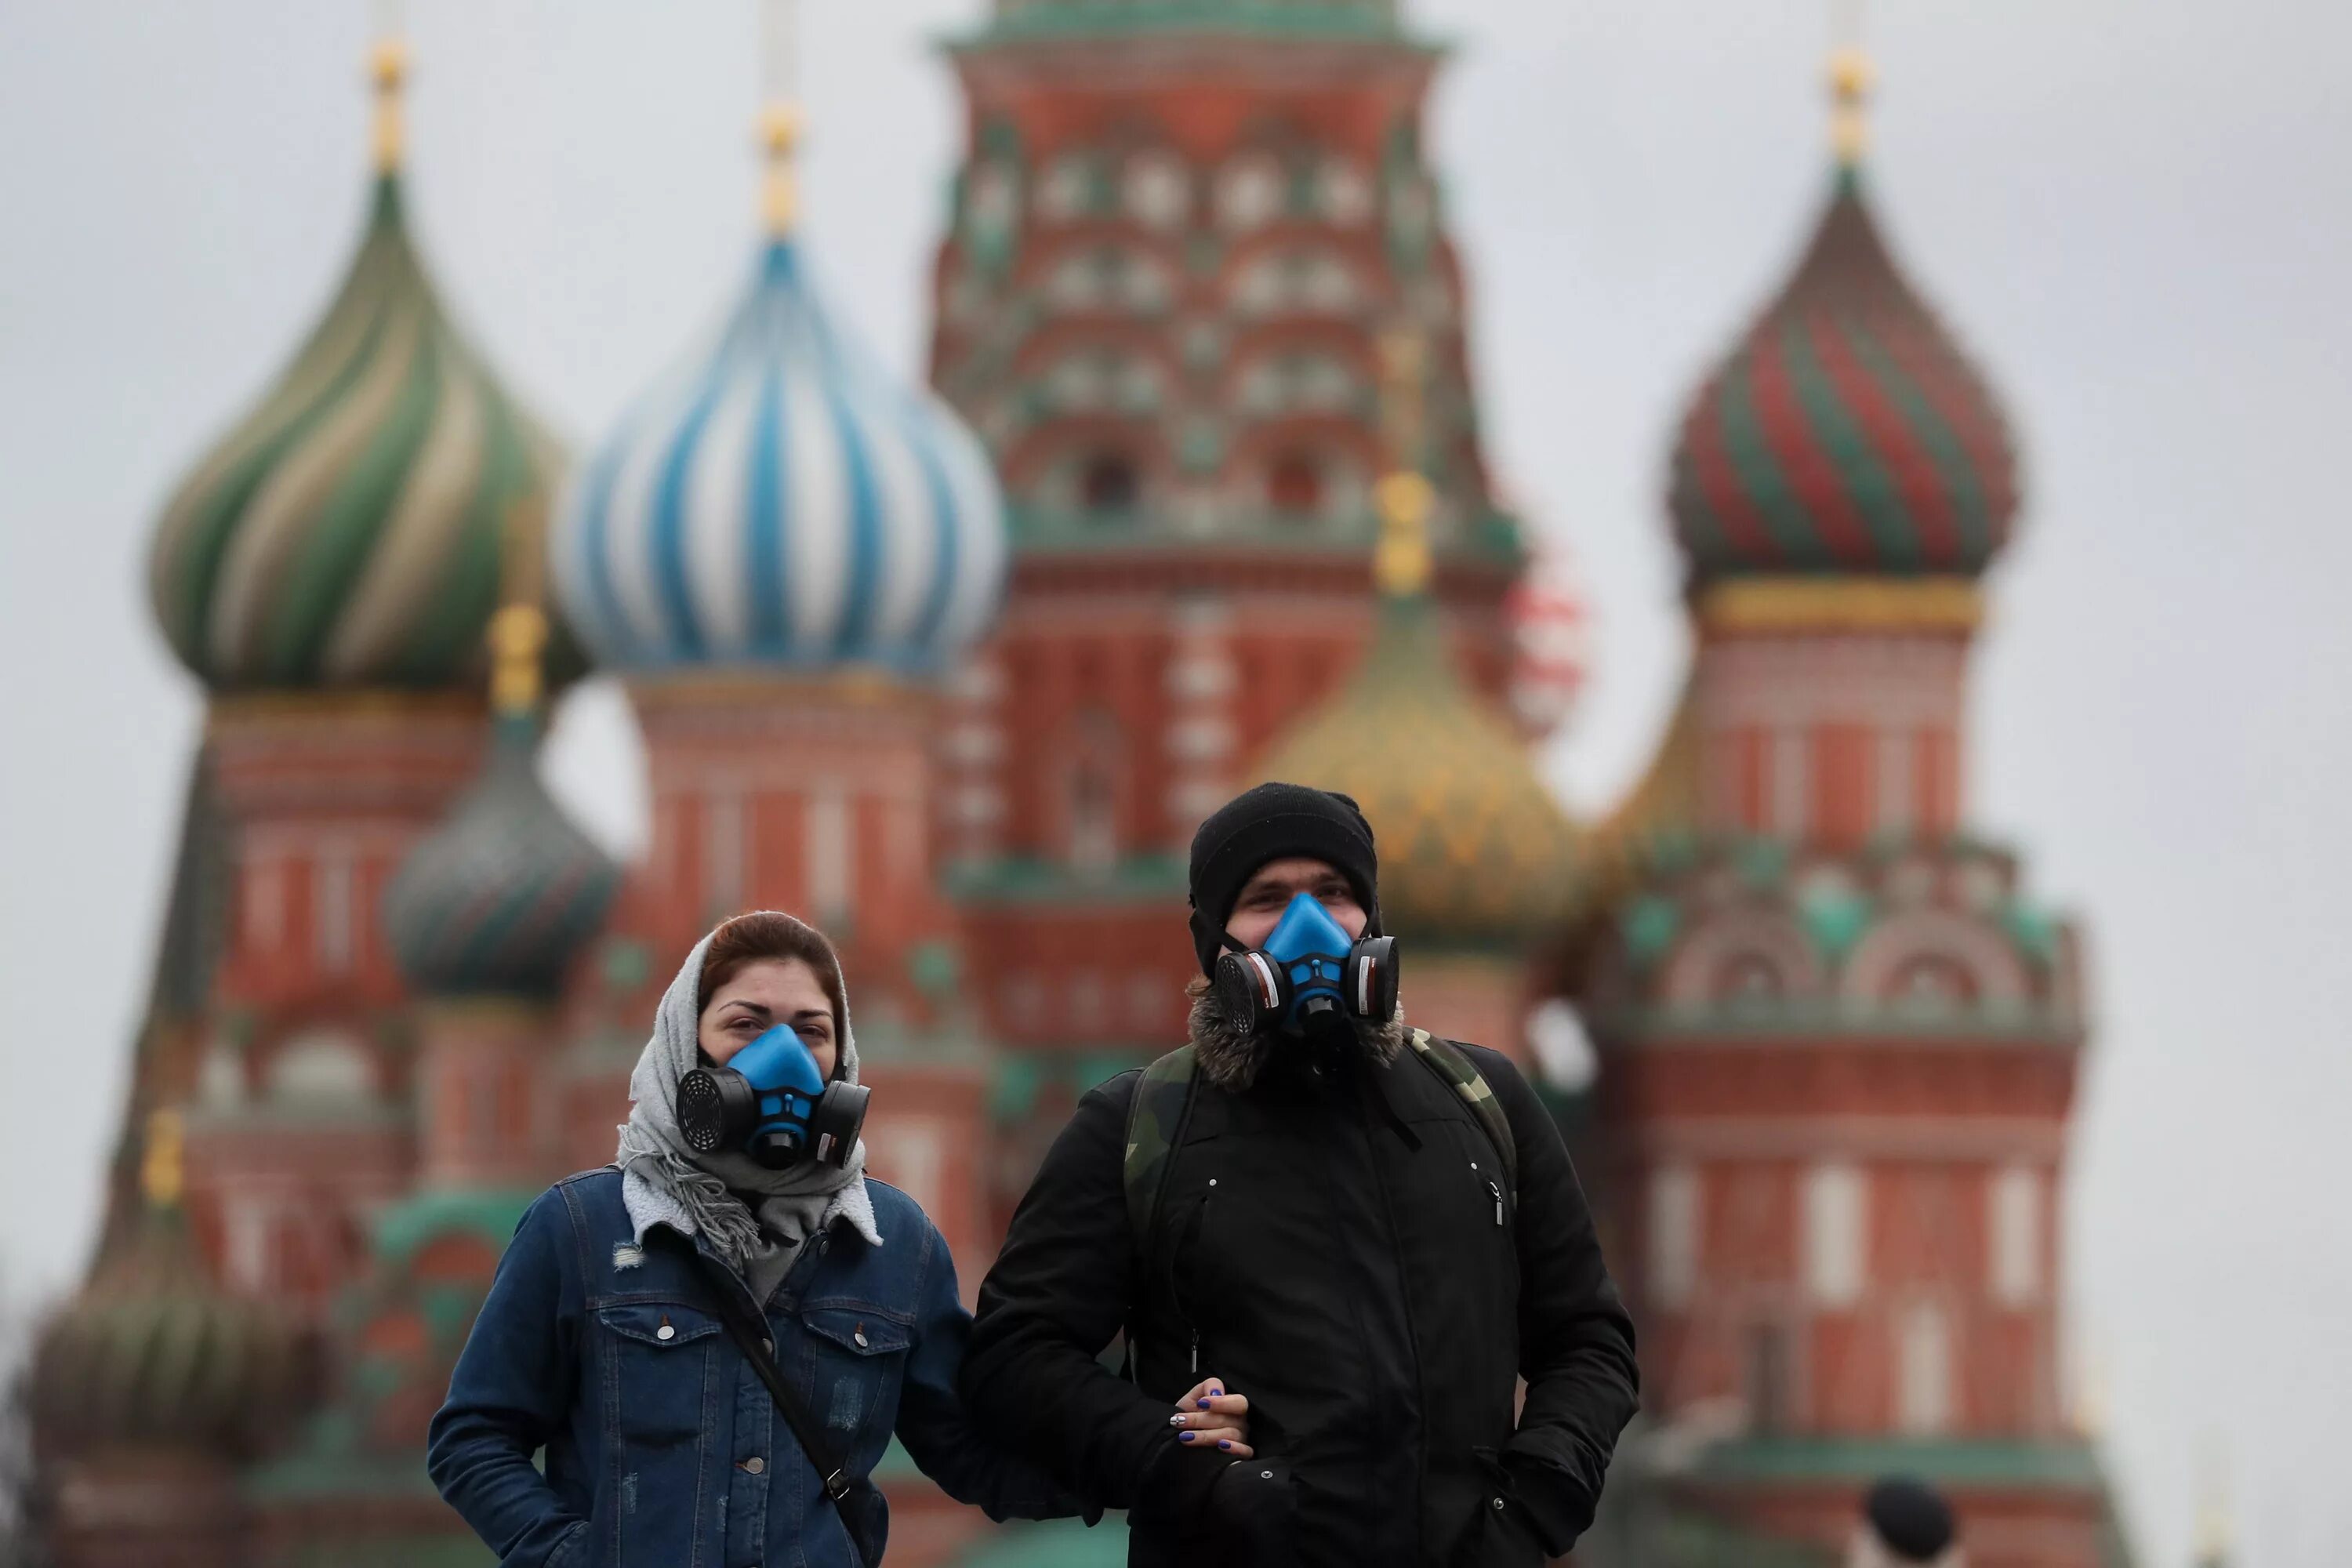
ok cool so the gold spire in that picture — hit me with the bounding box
[490,498,550,717]
[140,1109,185,1210]
[369,31,409,173]
[1828,45,1875,168]
[1374,328,1433,597]
[760,103,804,236]
[759,0,804,235]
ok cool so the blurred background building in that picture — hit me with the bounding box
[15,2,2142,1565]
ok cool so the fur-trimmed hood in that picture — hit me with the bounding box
[1185,975,1407,1092]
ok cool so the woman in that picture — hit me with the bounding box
[429,911,1249,1567]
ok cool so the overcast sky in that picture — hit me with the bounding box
[2,3,2347,1565]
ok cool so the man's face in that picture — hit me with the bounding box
[1224,856,1368,952]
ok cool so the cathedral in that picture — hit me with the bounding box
[24,3,2139,1566]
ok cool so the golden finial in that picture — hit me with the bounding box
[140,1109,186,1210]
[760,102,804,236]
[1374,328,1434,597]
[491,499,550,717]
[1828,45,1875,167]
[758,0,804,235]
[489,605,550,716]
[369,33,409,173]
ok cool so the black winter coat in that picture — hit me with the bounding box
[963,1036,1639,1568]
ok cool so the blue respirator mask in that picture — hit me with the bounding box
[1213,891,1399,1044]
[677,1025,870,1171]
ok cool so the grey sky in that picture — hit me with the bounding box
[2,3,2347,1565]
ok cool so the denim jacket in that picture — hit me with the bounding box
[428,1168,1076,1568]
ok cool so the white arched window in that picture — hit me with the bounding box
[1803,1163,1869,1308]
[1036,152,1095,221]
[1123,150,1190,230]
[1230,249,1363,318]
[806,786,853,931]
[268,1029,374,1104]
[1065,710,1123,876]
[1897,1301,1955,1434]
[1216,153,1284,232]
[1647,1165,1700,1309]
[1990,1164,2044,1306]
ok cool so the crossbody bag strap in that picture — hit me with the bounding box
[1405,1028,1519,1196]
[1120,1047,1201,1385]
[681,1246,870,1547]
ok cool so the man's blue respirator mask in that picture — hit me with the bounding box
[1213,891,1399,1043]
[678,1025,870,1171]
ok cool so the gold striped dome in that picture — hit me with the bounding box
[1256,588,1581,951]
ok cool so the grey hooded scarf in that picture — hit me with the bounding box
[615,915,880,1275]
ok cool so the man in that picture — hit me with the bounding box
[964,782,1639,1566]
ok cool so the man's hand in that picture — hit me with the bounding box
[1166,1375,1253,1457]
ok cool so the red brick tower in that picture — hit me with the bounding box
[927,0,1534,1204]
[227,552,622,1564]
[132,33,568,1324]
[1570,50,2127,1568]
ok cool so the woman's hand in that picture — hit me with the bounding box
[1167,1374,1253,1458]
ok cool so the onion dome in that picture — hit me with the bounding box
[1666,51,2018,586]
[1502,535,1592,742]
[148,40,567,694]
[1256,471,1580,949]
[383,604,619,999]
[554,107,1006,676]
[31,1112,303,1459]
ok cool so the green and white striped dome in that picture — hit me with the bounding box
[148,174,565,693]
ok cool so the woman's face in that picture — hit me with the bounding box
[698,956,840,1080]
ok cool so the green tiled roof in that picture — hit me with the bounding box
[371,1188,537,1269]
[1000,503,1522,565]
[947,854,1189,906]
[1695,1436,2111,1491]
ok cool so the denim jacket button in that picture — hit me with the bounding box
[760,1338,774,1355]
[655,1324,675,1341]
[853,1330,869,1348]
[744,1457,765,1475]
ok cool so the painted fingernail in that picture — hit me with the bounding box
[1180,1432,1196,1443]
[1168,1413,1185,1427]
[1218,1439,1232,1450]
[1209,1388,1224,1398]
[1198,1399,1213,1409]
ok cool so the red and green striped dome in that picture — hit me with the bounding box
[148,174,566,693]
[1668,170,2019,584]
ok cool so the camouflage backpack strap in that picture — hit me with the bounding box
[1406,1028,1519,1195]
[1123,1045,1202,1254]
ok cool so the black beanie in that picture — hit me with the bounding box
[1187,782,1381,976]
[1861,1477,1956,1563]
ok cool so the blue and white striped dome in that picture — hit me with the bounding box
[554,241,1006,673]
